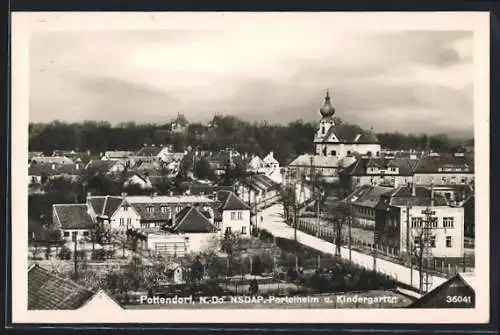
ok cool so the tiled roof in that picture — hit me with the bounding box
[413,155,474,174]
[125,195,214,204]
[130,203,171,222]
[53,204,94,230]
[189,184,234,195]
[216,191,250,211]
[135,146,162,157]
[104,151,133,159]
[28,264,94,310]
[28,163,80,176]
[381,185,450,207]
[103,196,124,217]
[171,206,218,233]
[352,131,379,144]
[85,160,120,173]
[340,158,417,176]
[88,196,106,215]
[30,156,74,165]
[241,174,278,192]
[288,154,341,168]
[344,185,394,208]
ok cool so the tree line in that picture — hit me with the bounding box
[29,115,472,165]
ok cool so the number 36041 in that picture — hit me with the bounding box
[446,296,472,303]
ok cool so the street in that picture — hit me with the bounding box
[260,204,448,292]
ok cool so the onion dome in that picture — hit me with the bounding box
[319,89,335,117]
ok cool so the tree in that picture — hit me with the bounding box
[194,158,215,181]
[249,278,259,296]
[327,201,350,257]
[190,256,204,283]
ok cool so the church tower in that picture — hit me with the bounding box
[314,90,341,156]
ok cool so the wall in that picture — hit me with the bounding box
[414,173,474,185]
[399,206,464,258]
[352,175,412,190]
[147,232,218,255]
[109,205,141,232]
[60,229,92,242]
[221,210,251,238]
[315,143,381,159]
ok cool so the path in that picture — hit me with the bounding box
[260,204,448,292]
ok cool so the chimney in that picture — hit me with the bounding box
[169,191,173,196]
[51,163,56,170]
[87,192,92,200]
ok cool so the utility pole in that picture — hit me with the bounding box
[406,201,413,287]
[348,210,352,262]
[421,180,435,292]
[72,233,78,279]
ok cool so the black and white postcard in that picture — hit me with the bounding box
[11,11,490,323]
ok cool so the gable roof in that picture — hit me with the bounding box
[216,190,250,211]
[28,264,94,309]
[340,158,417,177]
[413,155,474,174]
[53,204,94,230]
[378,185,450,208]
[288,154,340,168]
[408,273,475,308]
[85,160,120,173]
[344,185,394,208]
[135,146,162,157]
[171,206,218,233]
[30,156,74,165]
[352,131,379,144]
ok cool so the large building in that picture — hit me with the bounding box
[313,90,381,159]
[286,91,381,183]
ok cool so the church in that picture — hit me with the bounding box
[314,90,381,158]
[286,90,381,183]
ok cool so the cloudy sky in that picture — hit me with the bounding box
[29,20,474,135]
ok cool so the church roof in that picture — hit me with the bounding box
[288,154,341,168]
[353,130,379,144]
[319,90,335,118]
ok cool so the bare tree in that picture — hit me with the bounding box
[327,202,349,257]
[409,207,436,291]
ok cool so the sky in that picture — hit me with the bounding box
[29,20,474,136]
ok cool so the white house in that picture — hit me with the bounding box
[86,195,142,234]
[215,190,251,238]
[259,152,283,184]
[52,204,95,242]
[123,173,153,189]
[246,154,264,172]
[147,206,219,256]
[375,184,465,258]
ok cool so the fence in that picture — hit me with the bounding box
[292,217,474,278]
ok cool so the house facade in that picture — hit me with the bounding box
[216,190,251,238]
[52,204,95,242]
[412,153,474,185]
[374,184,465,258]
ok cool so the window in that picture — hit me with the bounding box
[231,212,236,220]
[347,151,351,156]
[119,218,124,226]
[446,236,452,248]
[225,227,232,234]
[429,235,436,248]
[376,151,380,157]
[237,211,243,220]
[430,217,438,228]
[330,150,337,156]
[64,232,70,237]
[367,151,372,157]
[241,226,247,235]
[322,147,327,156]
[127,218,132,226]
[411,217,423,228]
[147,206,154,213]
[161,206,169,213]
[443,217,454,228]
[321,126,325,134]
[123,206,128,211]
[83,231,89,236]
